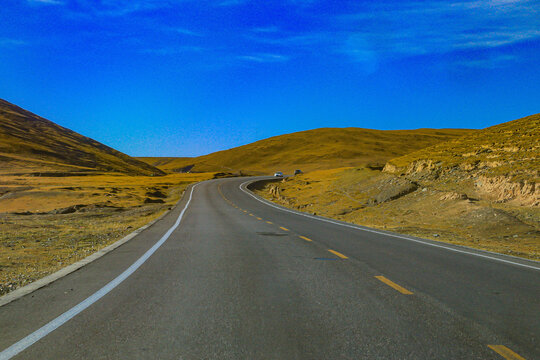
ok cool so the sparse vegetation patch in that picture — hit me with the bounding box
[255,167,539,260]
[0,173,213,296]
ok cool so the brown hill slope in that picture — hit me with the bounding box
[384,113,539,206]
[253,113,539,259]
[136,157,194,173]
[138,127,474,174]
[0,99,164,176]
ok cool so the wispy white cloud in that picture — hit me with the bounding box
[338,0,540,63]
[28,0,64,4]
[62,0,177,17]
[0,38,28,46]
[248,32,333,48]
[245,0,539,68]
[251,26,281,33]
[237,53,290,63]
[455,54,519,68]
[169,28,204,37]
[142,46,205,55]
[20,0,537,71]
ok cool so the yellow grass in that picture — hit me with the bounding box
[255,167,539,260]
[385,113,539,183]
[0,172,213,295]
[253,114,539,260]
[136,157,194,173]
[0,99,215,296]
[137,127,474,174]
[0,99,163,176]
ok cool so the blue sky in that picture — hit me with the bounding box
[1,0,539,157]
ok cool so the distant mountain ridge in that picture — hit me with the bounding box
[138,127,475,174]
[0,99,164,176]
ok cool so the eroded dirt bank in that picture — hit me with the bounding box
[255,168,539,260]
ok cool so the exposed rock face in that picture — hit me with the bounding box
[385,162,538,206]
[476,176,539,206]
[369,178,418,205]
[439,192,469,201]
[405,160,438,174]
[268,184,280,197]
[383,113,539,207]
[265,183,295,207]
[382,162,398,173]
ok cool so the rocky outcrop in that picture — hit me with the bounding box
[475,176,539,206]
[368,177,418,205]
[385,160,538,206]
[382,113,539,208]
[439,192,469,201]
[268,184,280,197]
[382,162,399,174]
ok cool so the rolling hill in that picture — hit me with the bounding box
[253,113,539,259]
[0,99,164,176]
[136,157,194,173]
[137,127,475,174]
[384,113,539,206]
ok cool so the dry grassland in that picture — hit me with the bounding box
[255,114,539,260]
[385,113,539,201]
[0,99,163,176]
[0,172,213,295]
[255,168,539,260]
[137,128,473,175]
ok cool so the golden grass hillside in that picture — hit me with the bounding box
[0,99,213,296]
[254,113,539,260]
[384,113,539,206]
[256,167,539,260]
[137,128,474,174]
[0,99,164,176]
[137,157,194,173]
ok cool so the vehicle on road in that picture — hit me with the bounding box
[273,171,284,177]
[294,169,302,175]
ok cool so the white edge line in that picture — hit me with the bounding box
[0,192,182,308]
[240,179,540,271]
[0,183,199,360]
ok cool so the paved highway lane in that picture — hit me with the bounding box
[1,177,538,359]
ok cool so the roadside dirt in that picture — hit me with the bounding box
[0,173,213,296]
[255,168,539,260]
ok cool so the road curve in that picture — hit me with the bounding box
[0,177,538,359]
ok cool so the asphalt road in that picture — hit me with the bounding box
[1,177,538,359]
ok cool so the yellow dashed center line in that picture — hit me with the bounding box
[249,214,254,217]
[299,235,313,242]
[256,217,262,220]
[327,249,348,259]
[375,276,413,295]
[488,345,526,360]
[217,184,230,203]
[279,227,289,231]
[266,221,273,224]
